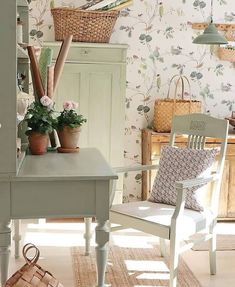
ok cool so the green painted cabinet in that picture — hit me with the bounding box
[0,0,29,175]
[44,42,127,203]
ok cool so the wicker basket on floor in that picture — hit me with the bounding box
[51,8,119,43]
[5,243,64,287]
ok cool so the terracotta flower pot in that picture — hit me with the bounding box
[58,126,81,149]
[28,132,48,155]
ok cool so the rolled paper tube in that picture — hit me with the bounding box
[54,35,73,93]
[30,66,39,102]
[47,65,54,99]
[39,48,53,91]
[27,46,44,99]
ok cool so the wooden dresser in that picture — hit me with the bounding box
[142,128,235,219]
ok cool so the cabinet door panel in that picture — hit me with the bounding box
[54,64,124,167]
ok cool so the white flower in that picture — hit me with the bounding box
[40,96,53,107]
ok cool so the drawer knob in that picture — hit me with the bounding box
[81,49,89,55]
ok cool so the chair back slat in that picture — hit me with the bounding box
[187,134,206,150]
[170,114,228,173]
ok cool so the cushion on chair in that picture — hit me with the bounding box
[148,146,219,211]
[110,201,214,238]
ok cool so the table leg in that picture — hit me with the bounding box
[84,217,92,255]
[13,220,21,259]
[0,220,11,286]
[95,220,109,287]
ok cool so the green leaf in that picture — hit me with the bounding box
[135,174,142,180]
[139,34,146,40]
[137,105,144,111]
[145,35,152,42]
[36,31,43,38]
[30,29,37,36]
[143,106,150,113]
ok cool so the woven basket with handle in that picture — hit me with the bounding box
[153,75,202,133]
[5,243,64,287]
[51,8,119,43]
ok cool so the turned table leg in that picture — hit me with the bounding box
[95,220,109,287]
[13,220,21,259]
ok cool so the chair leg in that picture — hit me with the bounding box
[209,220,216,275]
[160,238,167,257]
[169,234,180,287]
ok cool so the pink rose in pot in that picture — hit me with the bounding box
[63,101,74,111]
[40,96,53,108]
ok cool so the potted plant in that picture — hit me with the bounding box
[55,101,87,151]
[24,96,55,155]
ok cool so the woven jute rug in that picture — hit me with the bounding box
[71,245,202,287]
[192,234,235,251]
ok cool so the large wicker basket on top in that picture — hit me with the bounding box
[51,8,119,43]
[5,243,64,287]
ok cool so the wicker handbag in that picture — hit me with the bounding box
[51,8,119,43]
[5,243,64,287]
[153,75,202,132]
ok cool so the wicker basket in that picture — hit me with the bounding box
[153,75,202,133]
[5,243,64,287]
[218,47,235,62]
[51,8,119,43]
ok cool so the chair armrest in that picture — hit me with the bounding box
[113,164,159,173]
[171,174,220,224]
[175,174,220,189]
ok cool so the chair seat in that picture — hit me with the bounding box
[110,201,215,239]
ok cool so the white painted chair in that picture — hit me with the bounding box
[110,114,228,287]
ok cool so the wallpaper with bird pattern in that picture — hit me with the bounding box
[29,0,235,201]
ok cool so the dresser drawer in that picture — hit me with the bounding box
[44,42,127,64]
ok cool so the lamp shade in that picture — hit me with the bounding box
[193,23,228,45]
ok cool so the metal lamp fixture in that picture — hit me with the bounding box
[193,0,228,45]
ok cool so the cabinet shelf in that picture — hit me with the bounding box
[17,45,28,59]
[17,0,29,7]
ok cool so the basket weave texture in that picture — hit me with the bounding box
[153,75,202,133]
[51,8,119,43]
[5,243,64,287]
[218,47,235,62]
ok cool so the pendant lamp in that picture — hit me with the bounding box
[193,0,228,45]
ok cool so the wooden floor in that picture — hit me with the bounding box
[7,220,235,287]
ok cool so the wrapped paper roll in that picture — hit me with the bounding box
[54,35,73,93]
[27,46,44,99]
[39,48,53,90]
[47,65,54,99]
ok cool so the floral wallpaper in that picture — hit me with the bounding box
[29,0,235,201]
